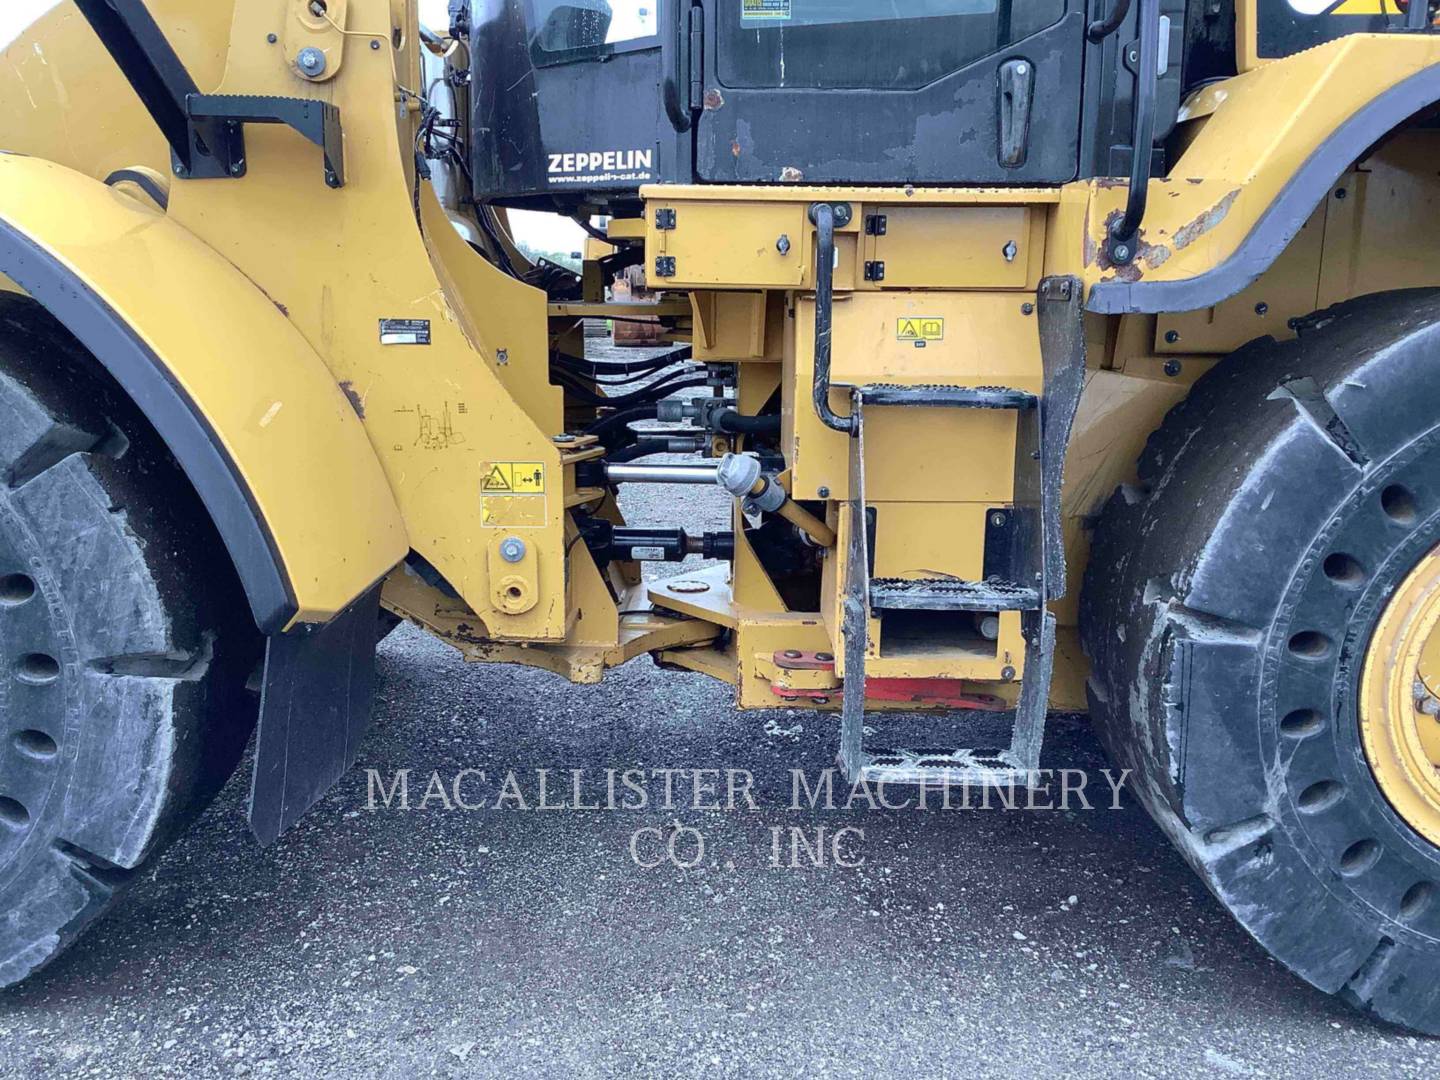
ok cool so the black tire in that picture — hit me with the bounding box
[0,296,260,986]
[1082,290,1440,1034]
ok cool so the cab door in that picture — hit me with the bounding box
[694,0,1086,184]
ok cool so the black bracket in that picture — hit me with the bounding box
[76,0,344,189]
[189,95,346,188]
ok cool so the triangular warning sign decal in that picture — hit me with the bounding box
[897,318,920,340]
[483,464,512,491]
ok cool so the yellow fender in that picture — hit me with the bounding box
[0,154,407,632]
[1084,34,1440,313]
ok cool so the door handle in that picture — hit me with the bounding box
[997,58,1035,168]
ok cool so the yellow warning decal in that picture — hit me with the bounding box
[897,317,945,342]
[482,462,545,494]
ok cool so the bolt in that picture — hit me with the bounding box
[813,697,830,705]
[783,649,803,659]
[1020,302,1034,316]
[1112,243,1131,262]
[815,652,834,663]
[817,486,830,499]
[990,511,1007,527]
[1254,301,1269,316]
[1002,240,1018,262]
[496,348,509,366]
[1335,187,1348,200]
[371,39,381,50]
[297,47,327,77]
[776,234,791,255]
[1164,329,1180,344]
[1015,63,1027,75]
[498,537,527,563]
[267,33,278,44]
[1001,665,1017,681]
[229,161,244,176]
[554,434,578,443]
[1163,359,1182,377]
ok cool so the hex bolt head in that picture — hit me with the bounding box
[297,47,327,77]
[776,234,791,255]
[989,511,1007,527]
[1002,240,1018,263]
[1163,359,1182,377]
[1164,329,1180,344]
[1113,243,1131,262]
[783,649,803,659]
[1020,302,1035,316]
[1254,301,1269,316]
[817,486,830,499]
[499,537,527,563]
[815,652,834,663]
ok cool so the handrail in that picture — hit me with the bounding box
[808,202,856,434]
[1087,0,1133,42]
[1108,0,1162,265]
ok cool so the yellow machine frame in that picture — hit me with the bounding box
[1,1,1438,702]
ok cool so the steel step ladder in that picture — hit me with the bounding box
[807,200,1087,789]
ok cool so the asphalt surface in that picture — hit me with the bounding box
[2,348,1438,1077]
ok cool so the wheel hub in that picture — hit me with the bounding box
[1361,546,1440,848]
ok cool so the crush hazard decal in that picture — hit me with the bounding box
[482,462,545,494]
[481,462,547,528]
[897,317,945,347]
[547,149,655,186]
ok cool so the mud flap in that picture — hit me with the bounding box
[248,583,383,845]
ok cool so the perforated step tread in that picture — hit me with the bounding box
[858,747,1039,788]
[858,384,1037,409]
[869,576,1040,612]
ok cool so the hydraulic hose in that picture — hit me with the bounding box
[585,404,659,450]
[714,410,782,436]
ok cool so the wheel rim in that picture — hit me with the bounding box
[1361,545,1440,849]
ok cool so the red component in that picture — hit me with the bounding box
[770,650,1008,710]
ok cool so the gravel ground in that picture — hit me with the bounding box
[1,342,1438,1077]
[1,631,1436,1078]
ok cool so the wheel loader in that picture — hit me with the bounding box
[1,0,1439,1033]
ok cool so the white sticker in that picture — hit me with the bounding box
[379,318,431,346]
[741,0,792,24]
[546,148,655,186]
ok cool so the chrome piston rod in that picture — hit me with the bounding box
[603,463,722,485]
